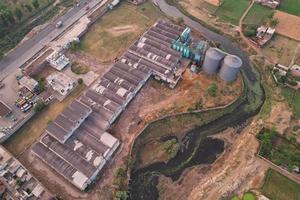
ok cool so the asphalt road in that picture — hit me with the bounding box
[0,0,104,80]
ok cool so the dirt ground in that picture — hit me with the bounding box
[140,70,242,122]
[274,11,300,41]
[266,102,292,134]
[205,0,220,6]
[158,120,269,200]
[106,25,138,37]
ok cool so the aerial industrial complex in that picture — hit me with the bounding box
[29,19,242,190]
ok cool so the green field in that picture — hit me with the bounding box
[262,169,300,200]
[215,0,249,25]
[282,88,300,117]
[231,192,257,200]
[278,0,300,16]
[80,2,164,63]
[243,3,274,26]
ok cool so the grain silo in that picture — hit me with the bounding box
[202,48,226,74]
[218,55,242,82]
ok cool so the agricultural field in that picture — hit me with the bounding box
[3,85,86,156]
[257,128,300,170]
[278,0,300,17]
[262,169,300,200]
[243,3,274,26]
[282,87,300,117]
[231,191,257,200]
[215,0,249,25]
[262,34,299,66]
[274,11,300,41]
[79,2,165,63]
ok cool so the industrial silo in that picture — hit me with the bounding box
[202,48,226,74]
[218,55,242,82]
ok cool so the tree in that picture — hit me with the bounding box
[78,78,83,85]
[24,4,33,12]
[207,83,218,97]
[0,50,4,59]
[270,18,279,27]
[32,0,40,9]
[115,191,129,200]
[34,100,46,112]
[14,8,23,21]
[243,24,257,37]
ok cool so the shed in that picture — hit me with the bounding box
[0,101,11,118]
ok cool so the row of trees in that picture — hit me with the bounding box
[0,0,41,27]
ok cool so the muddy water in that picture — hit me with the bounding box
[129,137,224,200]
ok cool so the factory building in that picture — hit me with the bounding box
[32,20,189,191]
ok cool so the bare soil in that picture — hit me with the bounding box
[158,121,269,200]
[106,25,139,37]
[275,11,300,41]
[205,0,220,6]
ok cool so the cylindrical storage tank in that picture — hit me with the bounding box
[218,55,242,82]
[202,48,226,74]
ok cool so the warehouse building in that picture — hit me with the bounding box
[32,20,188,191]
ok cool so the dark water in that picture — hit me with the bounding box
[129,137,224,200]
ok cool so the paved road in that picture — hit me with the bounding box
[0,0,105,80]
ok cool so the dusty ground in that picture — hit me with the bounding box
[275,11,300,41]
[205,0,220,6]
[266,102,292,134]
[140,70,242,122]
[158,120,269,200]
[106,25,138,37]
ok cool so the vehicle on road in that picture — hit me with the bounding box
[56,21,63,28]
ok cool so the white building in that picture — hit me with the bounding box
[46,72,76,98]
[46,51,71,71]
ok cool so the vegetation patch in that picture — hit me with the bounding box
[243,4,274,26]
[278,0,300,17]
[71,63,89,74]
[262,169,300,200]
[163,139,180,159]
[215,0,249,25]
[281,87,300,117]
[257,128,300,170]
[242,192,256,200]
[79,2,164,63]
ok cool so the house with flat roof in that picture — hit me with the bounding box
[46,72,76,100]
[46,51,71,71]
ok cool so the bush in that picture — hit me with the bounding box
[242,24,257,37]
[115,190,129,200]
[207,83,218,97]
[163,138,180,158]
[34,100,46,112]
[78,78,83,85]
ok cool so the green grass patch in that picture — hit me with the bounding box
[262,169,300,200]
[278,0,300,16]
[242,192,256,200]
[231,196,240,200]
[80,2,164,63]
[243,3,274,26]
[215,0,249,25]
[281,87,300,117]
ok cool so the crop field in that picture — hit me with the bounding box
[282,87,300,117]
[79,2,164,63]
[278,0,300,17]
[215,0,249,25]
[262,34,299,66]
[274,11,300,41]
[243,3,273,26]
[262,169,300,200]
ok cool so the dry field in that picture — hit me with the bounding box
[275,11,300,41]
[205,0,220,6]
